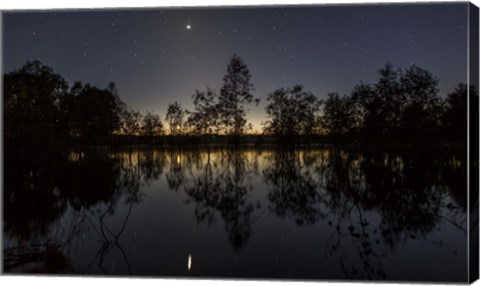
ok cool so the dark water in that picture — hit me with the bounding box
[3,146,470,282]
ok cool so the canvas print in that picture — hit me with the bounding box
[2,2,479,283]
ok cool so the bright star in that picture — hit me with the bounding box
[186,24,191,30]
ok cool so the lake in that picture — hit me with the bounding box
[3,146,470,282]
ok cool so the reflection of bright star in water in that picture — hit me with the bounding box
[186,24,191,30]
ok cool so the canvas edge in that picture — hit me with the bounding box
[0,1,477,284]
[468,1,480,284]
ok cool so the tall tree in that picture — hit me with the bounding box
[321,92,357,142]
[373,63,404,139]
[442,83,470,142]
[400,65,441,141]
[218,54,258,136]
[350,83,376,139]
[165,101,185,135]
[62,81,124,143]
[4,60,68,144]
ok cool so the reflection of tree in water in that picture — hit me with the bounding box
[4,146,469,278]
[260,147,384,279]
[261,146,467,280]
[137,148,166,184]
[182,148,257,250]
[165,149,187,191]
[3,148,144,274]
[58,150,123,210]
[318,147,467,280]
[3,149,70,271]
[439,150,468,211]
[262,148,326,225]
[361,149,466,244]
[320,149,390,279]
[4,149,68,244]
[90,150,144,275]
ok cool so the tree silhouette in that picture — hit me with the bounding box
[4,60,68,145]
[321,92,357,142]
[374,63,404,137]
[345,63,448,145]
[346,64,404,144]
[263,85,319,138]
[400,65,442,142]
[442,83,469,143]
[141,111,163,137]
[61,81,124,144]
[119,108,143,136]
[186,87,219,135]
[349,83,374,140]
[4,60,473,147]
[107,81,126,124]
[218,54,258,136]
[165,101,185,135]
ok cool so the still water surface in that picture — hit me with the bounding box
[3,146,469,281]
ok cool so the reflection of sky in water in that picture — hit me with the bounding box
[3,148,469,281]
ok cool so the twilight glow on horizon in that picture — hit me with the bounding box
[4,3,468,132]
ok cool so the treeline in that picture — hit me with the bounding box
[263,64,476,145]
[4,55,259,146]
[318,64,476,145]
[4,56,475,146]
[4,60,164,145]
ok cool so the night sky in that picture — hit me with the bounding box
[3,3,469,132]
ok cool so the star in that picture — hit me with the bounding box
[186,24,191,30]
